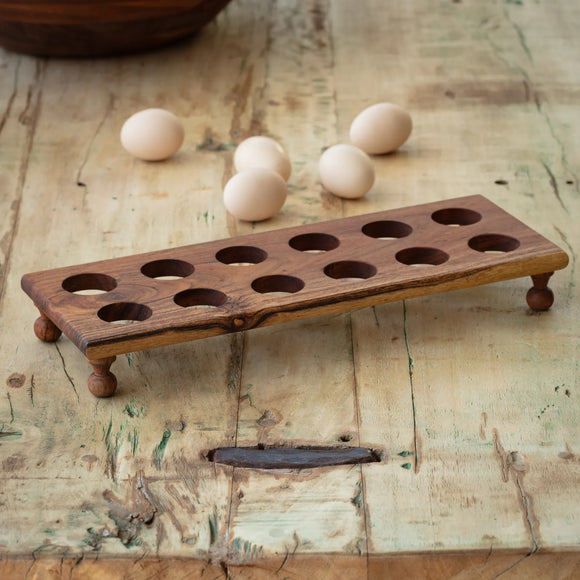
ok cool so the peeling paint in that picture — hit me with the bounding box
[0,426,22,440]
[101,471,157,549]
[153,429,171,470]
[351,481,363,510]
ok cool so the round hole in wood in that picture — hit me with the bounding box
[251,275,305,295]
[98,302,152,324]
[62,273,117,295]
[395,247,449,266]
[174,288,227,309]
[362,220,412,240]
[216,246,267,266]
[468,234,520,253]
[141,259,194,280]
[289,233,340,253]
[323,260,377,280]
[431,208,482,226]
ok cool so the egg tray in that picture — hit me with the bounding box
[21,195,569,398]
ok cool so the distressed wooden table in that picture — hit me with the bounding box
[1,1,579,578]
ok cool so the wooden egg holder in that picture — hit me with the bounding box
[21,195,569,398]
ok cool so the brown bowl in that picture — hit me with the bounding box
[0,0,232,57]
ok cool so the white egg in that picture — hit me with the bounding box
[121,108,184,161]
[223,168,288,222]
[349,102,412,154]
[234,136,292,181]
[318,144,375,199]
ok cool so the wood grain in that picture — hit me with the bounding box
[0,0,232,57]
[21,195,568,360]
[0,0,579,574]
[2,552,580,579]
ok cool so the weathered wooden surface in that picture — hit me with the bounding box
[1,0,579,578]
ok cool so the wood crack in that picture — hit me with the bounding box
[403,300,420,473]
[75,93,115,201]
[347,312,372,564]
[54,343,79,403]
[502,5,533,63]
[482,14,569,200]
[542,161,567,212]
[538,105,580,194]
[28,374,35,406]
[6,391,15,423]
[478,5,578,201]
[553,225,575,302]
[491,553,533,580]
[515,474,540,553]
[0,59,45,311]
[492,429,541,556]
[0,58,20,135]
[224,331,246,555]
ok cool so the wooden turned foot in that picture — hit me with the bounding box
[526,273,555,311]
[34,310,62,342]
[87,356,117,397]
